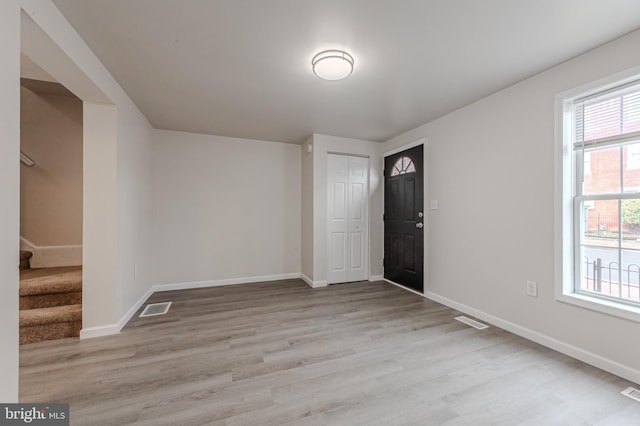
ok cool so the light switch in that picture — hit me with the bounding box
[430,200,439,210]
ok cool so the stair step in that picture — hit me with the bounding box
[19,304,82,345]
[19,266,83,344]
[20,291,82,310]
[20,266,82,296]
[20,304,82,326]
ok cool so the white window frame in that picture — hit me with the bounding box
[555,67,640,323]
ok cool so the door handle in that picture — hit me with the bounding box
[416,222,424,229]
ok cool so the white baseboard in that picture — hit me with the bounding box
[425,291,640,386]
[80,323,119,339]
[300,273,313,287]
[153,272,301,293]
[110,273,304,334]
[82,286,157,339]
[369,275,383,282]
[117,287,156,331]
[20,236,82,268]
[300,273,328,288]
[80,272,331,340]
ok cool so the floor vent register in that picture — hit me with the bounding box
[621,387,640,402]
[454,315,489,330]
[139,301,172,318]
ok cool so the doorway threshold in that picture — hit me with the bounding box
[383,278,424,296]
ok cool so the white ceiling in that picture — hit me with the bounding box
[51,0,640,143]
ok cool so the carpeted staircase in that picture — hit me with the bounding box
[19,253,82,344]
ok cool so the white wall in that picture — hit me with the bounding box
[0,0,21,403]
[117,101,154,323]
[384,29,640,383]
[20,85,83,248]
[311,134,383,285]
[82,103,118,330]
[152,130,301,286]
[301,136,314,281]
[19,0,154,336]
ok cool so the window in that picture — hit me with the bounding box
[583,151,591,175]
[390,157,416,176]
[558,74,640,320]
[626,144,640,170]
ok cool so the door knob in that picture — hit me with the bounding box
[416,222,424,229]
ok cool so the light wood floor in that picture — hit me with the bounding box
[20,280,640,425]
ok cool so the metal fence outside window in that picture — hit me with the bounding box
[583,256,640,302]
[584,213,640,240]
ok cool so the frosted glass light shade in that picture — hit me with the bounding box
[312,50,354,81]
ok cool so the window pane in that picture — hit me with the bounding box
[623,93,640,134]
[580,246,619,295]
[583,97,621,141]
[580,199,620,296]
[623,143,640,190]
[582,199,619,243]
[391,157,416,175]
[583,146,620,195]
[584,151,591,176]
[576,84,640,143]
[621,250,640,302]
[621,198,640,249]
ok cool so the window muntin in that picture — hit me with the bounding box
[584,151,592,176]
[390,157,416,176]
[573,81,640,307]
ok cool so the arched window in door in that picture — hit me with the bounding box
[390,157,416,176]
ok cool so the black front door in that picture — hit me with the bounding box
[384,145,424,292]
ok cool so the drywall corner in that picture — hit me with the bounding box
[301,135,314,280]
[0,0,20,403]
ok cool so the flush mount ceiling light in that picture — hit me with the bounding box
[312,50,354,81]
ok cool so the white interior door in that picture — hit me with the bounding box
[327,154,369,284]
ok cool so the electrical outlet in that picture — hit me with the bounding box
[526,280,538,297]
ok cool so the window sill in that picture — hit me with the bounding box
[557,292,640,323]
